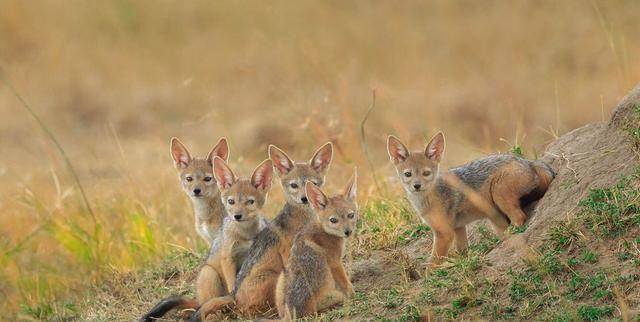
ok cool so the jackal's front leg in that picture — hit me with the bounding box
[220,255,237,294]
[454,227,468,253]
[428,229,454,269]
[330,262,354,298]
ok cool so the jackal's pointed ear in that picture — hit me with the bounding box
[170,137,191,169]
[207,137,229,164]
[213,157,236,190]
[309,142,333,174]
[305,181,328,210]
[425,132,445,162]
[251,159,274,191]
[269,145,295,176]
[342,168,357,203]
[387,135,409,164]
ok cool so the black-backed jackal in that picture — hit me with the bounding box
[170,137,229,244]
[387,132,554,267]
[188,142,334,319]
[275,172,358,320]
[141,157,273,321]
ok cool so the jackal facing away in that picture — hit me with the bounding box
[275,172,358,320]
[170,137,230,245]
[141,157,273,322]
[387,132,554,267]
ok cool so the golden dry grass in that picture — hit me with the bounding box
[1,0,639,319]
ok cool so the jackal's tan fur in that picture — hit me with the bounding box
[231,143,333,316]
[170,137,229,244]
[275,172,358,320]
[387,133,554,267]
[189,143,334,319]
[141,157,273,322]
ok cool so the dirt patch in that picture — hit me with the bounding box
[79,251,201,321]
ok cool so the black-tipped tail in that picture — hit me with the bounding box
[140,295,198,322]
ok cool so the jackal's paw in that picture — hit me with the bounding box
[346,286,356,298]
[425,261,441,274]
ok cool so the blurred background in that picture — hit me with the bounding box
[0,0,638,317]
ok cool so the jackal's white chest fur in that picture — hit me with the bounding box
[405,189,429,225]
[192,197,221,243]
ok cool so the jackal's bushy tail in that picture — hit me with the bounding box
[140,295,198,322]
[532,160,555,192]
[521,160,555,206]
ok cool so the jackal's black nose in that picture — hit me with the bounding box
[193,188,202,195]
[413,184,421,190]
[301,196,308,204]
[234,214,242,220]
[344,229,352,237]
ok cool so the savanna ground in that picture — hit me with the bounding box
[1,1,639,320]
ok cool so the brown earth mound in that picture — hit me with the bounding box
[487,83,639,270]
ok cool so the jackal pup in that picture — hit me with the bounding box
[191,142,334,319]
[170,137,230,244]
[275,172,358,320]
[141,157,273,322]
[233,143,333,314]
[387,133,554,266]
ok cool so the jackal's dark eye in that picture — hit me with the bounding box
[347,212,355,219]
[186,176,194,182]
[422,170,431,177]
[227,198,235,205]
[290,183,299,189]
[329,217,338,224]
[404,171,412,178]
[203,176,212,182]
[246,199,255,205]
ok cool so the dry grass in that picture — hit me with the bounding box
[1,0,639,319]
